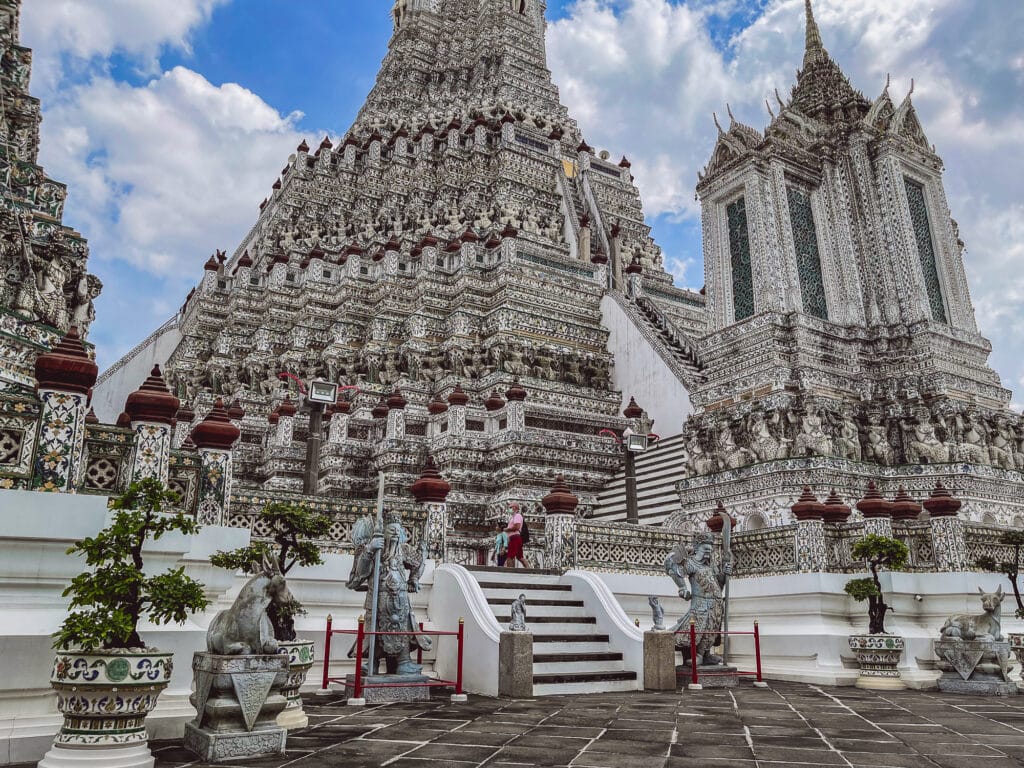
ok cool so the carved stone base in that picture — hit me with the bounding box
[677,664,739,689]
[183,722,286,762]
[343,673,431,704]
[644,631,676,691]
[935,638,1017,696]
[185,652,289,763]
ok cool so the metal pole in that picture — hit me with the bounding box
[718,507,732,663]
[456,618,465,695]
[366,472,386,678]
[754,620,763,684]
[354,616,365,699]
[624,448,639,525]
[321,614,333,690]
[417,622,424,666]
[689,619,699,688]
[303,402,324,495]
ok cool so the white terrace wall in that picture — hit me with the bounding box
[2,489,1022,765]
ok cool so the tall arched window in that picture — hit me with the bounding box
[786,187,828,320]
[727,197,754,322]
[904,177,947,323]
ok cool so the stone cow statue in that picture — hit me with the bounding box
[207,555,294,655]
[940,586,1004,642]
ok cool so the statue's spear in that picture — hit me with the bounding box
[366,472,386,677]
[718,505,733,662]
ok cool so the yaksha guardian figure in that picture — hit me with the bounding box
[665,532,731,666]
[347,510,431,675]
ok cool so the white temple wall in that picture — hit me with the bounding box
[91,318,181,423]
[601,294,692,435]
[1,490,1021,764]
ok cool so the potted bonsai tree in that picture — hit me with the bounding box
[40,479,209,768]
[211,501,331,729]
[844,534,910,690]
[976,530,1024,669]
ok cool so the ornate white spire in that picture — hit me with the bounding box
[803,0,827,68]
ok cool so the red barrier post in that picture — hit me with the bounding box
[456,618,465,695]
[417,622,424,666]
[353,615,365,700]
[689,619,699,688]
[321,614,333,690]
[754,620,764,684]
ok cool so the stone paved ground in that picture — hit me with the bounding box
[27,683,1024,768]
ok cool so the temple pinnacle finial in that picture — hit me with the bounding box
[803,0,826,67]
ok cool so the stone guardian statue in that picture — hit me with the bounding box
[665,531,732,666]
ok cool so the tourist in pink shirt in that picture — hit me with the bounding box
[504,503,528,568]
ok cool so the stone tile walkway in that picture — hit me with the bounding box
[27,683,1024,768]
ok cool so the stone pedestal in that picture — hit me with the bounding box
[644,631,676,691]
[935,639,1017,696]
[343,673,431,704]
[498,632,533,698]
[676,664,740,689]
[183,652,288,763]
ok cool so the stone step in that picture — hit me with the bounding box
[532,676,639,696]
[493,615,596,625]
[532,651,623,663]
[532,659,626,675]
[533,633,610,643]
[481,587,579,602]
[470,571,566,586]
[487,597,584,607]
[489,604,589,618]
[533,670,637,686]
[529,640,613,654]
[477,581,572,592]
[465,565,561,576]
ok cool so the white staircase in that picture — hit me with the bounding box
[591,433,687,525]
[466,566,638,695]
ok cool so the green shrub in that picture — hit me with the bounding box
[844,534,909,634]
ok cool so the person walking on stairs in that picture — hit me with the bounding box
[503,503,529,569]
[492,520,509,567]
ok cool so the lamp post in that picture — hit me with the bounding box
[303,378,338,494]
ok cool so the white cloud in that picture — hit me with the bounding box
[21,0,229,90]
[38,67,305,276]
[548,0,1024,402]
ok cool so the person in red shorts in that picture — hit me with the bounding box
[503,503,528,569]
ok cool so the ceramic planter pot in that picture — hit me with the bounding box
[276,639,315,729]
[1010,633,1024,675]
[38,648,174,768]
[848,633,906,690]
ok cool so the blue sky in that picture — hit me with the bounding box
[20,0,1024,408]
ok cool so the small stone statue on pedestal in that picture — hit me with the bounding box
[934,587,1017,696]
[185,562,292,762]
[649,596,665,631]
[510,594,528,632]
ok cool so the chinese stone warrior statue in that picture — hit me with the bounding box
[346,510,431,675]
[666,532,731,666]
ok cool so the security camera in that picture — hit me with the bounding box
[914,594,923,602]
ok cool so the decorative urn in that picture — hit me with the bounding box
[38,649,174,767]
[276,639,316,729]
[847,634,906,690]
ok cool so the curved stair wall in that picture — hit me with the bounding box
[429,564,502,696]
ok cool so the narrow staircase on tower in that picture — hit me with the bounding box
[590,432,688,525]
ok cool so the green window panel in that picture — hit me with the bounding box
[727,197,754,321]
[903,178,947,323]
[786,188,829,320]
